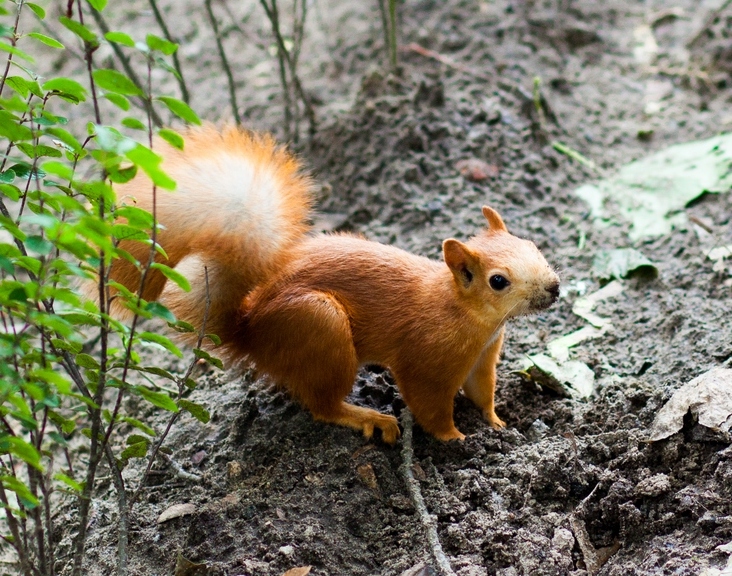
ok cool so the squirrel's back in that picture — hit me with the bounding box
[110,125,314,341]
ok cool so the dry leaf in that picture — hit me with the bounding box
[521,354,595,398]
[281,567,312,576]
[648,367,732,441]
[158,503,196,524]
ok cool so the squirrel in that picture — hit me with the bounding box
[109,124,560,444]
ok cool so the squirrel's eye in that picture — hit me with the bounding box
[489,274,510,291]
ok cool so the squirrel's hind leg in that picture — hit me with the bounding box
[244,288,400,444]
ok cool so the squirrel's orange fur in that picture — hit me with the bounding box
[110,125,560,444]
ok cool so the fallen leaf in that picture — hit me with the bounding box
[158,503,196,524]
[281,567,312,576]
[455,158,499,181]
[575,134,732,239]
[547,325,608,362]
[648,367,732,441]
[521,354,595,398]
[175,553,207,576]
[572,280,624,328]
[592,248,658,282]
[356,463,379,490]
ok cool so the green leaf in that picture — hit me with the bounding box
[150,262,190,292]
[103,92,130,111]
[576,133,732,240]
[105,31,135,47]
[87,0,109,12]
[169,320,195,333]
[120,416,156,436]
[141,366,177,381]
[59,16,98,45]
[158,128,184,150]
[592,248,658,282]
[145,301,176,323]
[54,473,83,493]
[115,206,154,228]
[205,333,222,346]
[0,41,34,63]
[75,353,100,370]
[120,439,148,461]
[26,3,46,19]
[1,475,39,508]
[0,110,34,141]
[156,96,201,126]
[44,126,83,153]
[42,78,87,103]
[146,34,177,55]
[121,117,146,131]
[179,399,210,423]
[0,437,42,471]
[27,32,63,49]
[135,386,179,412]
[138,331,183,358]
[25,235,53,255]
[50,338,82,354]
[93,69,142,97]
[193,348,223,370]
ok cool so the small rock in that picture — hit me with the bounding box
[552,527,575,551]
[526,419,550,442]
[279,545,295,556]
[635,473,671,497]
[191,450,207,467]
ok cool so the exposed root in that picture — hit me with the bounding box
[399,409,456,576]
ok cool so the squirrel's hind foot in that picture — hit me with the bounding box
[313,402,400,445]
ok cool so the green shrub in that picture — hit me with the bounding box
[0,1,211,574]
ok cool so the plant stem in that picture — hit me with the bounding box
[86,2,163,127]
[146,0,190,104]
[205,0,241,124]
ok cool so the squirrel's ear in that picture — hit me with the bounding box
[443,239,479,288]
[482,206,507,232]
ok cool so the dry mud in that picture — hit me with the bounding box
[44,0,732,574]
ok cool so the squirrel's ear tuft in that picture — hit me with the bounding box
[482,206,508,232]
[443,239,478,287]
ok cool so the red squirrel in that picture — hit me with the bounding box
[110,125,560,444]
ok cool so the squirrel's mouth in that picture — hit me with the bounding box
[528,281,560,312]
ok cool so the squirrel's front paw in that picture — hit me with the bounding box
[484,410,506,429]
[434,427,466,442]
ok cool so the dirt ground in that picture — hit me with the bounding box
[40,0,732,574]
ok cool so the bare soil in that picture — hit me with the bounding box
[43,0,732,574]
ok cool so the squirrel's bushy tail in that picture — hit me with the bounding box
[110,124,313,344]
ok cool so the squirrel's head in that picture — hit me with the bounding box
[443,206,560,320]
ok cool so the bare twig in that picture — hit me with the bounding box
[146,0,190,103]
[205,0,241,124]
[687,0,732,48]
[259,0,316,142]
[86,2,163,127]
[400,409,456,576]
[162,453,202,483]
[130,267,211,506]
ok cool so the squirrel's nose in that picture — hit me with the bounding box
[546,281,560,302]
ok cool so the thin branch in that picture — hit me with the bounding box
[146,0,190,103]
[400,409,456,576]
[86,2,163,127]
[204,0,241,124]
[130,267,211,506]
[0,0,24,98]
